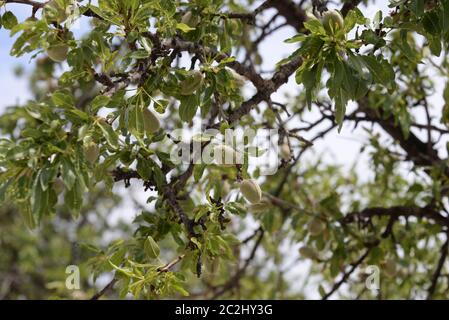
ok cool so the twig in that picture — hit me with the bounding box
[427,237,449,299]
[210,228,264,299]
[90,278,118,300]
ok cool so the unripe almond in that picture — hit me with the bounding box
[240,179,262,204]
[308,218,325,236]
[221,180,231,197]
[280,142,291,161]
[213,144,243,167]
[322,10,344,34]
[227,68,247,87]
[143,108,161,134]
[181,11,193,25]
[305,12,319,21]
[53,178,65,194]
[46,44,69,62]
[299,246,318,260]
[383,259,397,277]
[84,142,100,165]
[180,71,204,95]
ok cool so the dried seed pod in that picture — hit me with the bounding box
[240,179,262,204]
[46,44,69,62]
[322,10,344,34]
[84,142,100,165]
[308,218,325,236]
[143,108,161,134]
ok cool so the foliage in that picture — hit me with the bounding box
[1,0,449,300]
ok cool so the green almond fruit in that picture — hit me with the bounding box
[306,12,319,21]
[181,11,199,27]
[322,10,344,35]
[221,180,231,197]
[308,218,325,236]
[46,44,69,62]
[143,108,161,134]
[299,246,318,260]
[227,68,246,87]
[180,71,204,95]
[247,199,272,213]
[119,150,134,166]
[181,11,193,25]
[383,259,397,277]
[52,178,65,195]
[84,143,100,165]
[280,142,291,161]
[240,179,262,204]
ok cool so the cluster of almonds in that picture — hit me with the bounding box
[213,138,294,211]
[306,9,345,35]
[212,144,266,210]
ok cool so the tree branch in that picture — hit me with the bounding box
[427,236,449,299]
[210,227,264,299]
[342,205,449,227]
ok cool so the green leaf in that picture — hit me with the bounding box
[2,11,18,30]
[65,180,84,216]
[334,89,348,132]
[318,285,327,298]
[179,94,199,122]
[129,49,150,60]
[151,163,166,189]
[344,8,365,32]
[128,105,145,138]
[360,55,394,85]
[303,19,326,35]
[87,5,123,25]
[136,158,152,180]
[296,62,322,109]
[193,164,206,182]
[90,95,111,113]
[176,22,195,33]
[144,236,160,259]
[442,0,449,32]
[284,33,307,43]
[52,91,75,109]
[411,0,424,17]
[61,158,77,190]
[97,120,119,149]
[422,11,441,35]
[428,36,442,56]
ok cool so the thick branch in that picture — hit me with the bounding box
[343,205,449,227]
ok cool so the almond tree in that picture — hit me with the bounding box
[1,0,449,299]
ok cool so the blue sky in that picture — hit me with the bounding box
[0,5,33,108]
